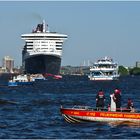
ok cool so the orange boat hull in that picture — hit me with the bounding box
[60,107,140,123]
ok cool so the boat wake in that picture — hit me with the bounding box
[0,99,17,105]
[108,121,140,127]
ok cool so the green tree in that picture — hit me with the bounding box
[129,67,140,75]
[118,65,129,76]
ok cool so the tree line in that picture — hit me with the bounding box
[119,66,140,76]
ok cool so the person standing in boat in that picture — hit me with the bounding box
[127,98,135,112]
[96,89,106,111]
[110,93,116,111]
[113,88,121,112]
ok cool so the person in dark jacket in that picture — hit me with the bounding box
[113,88,121,112]
[127,98,135,112]
[96,90,105,111]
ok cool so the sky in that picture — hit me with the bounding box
[0,1,140,67]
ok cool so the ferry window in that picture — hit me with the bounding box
[93,72,101,76]
[56,48,62,50]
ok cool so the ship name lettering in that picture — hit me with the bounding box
[89,113,95,116]
[74,111,79,115]
[71,111,74,114]
[100,113,123,118]
[124,114,140,118]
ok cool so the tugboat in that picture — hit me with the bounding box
[8,74,34,86]
[88,56,119,81]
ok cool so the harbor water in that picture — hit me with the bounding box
[0,75,140,139]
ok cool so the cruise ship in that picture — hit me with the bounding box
[88,56,120,81]
[21,21,67,76]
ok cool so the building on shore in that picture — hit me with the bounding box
[60,66,90,75]
[136,61,140,68]
[2,56,14,73]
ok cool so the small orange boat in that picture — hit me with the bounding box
[60,106,140,124]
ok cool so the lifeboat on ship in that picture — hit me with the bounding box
[60,105,140,124]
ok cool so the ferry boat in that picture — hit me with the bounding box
[88,56,119,81]
[60,106,140,124]
[21,20,67,76]
[8,74,34,86]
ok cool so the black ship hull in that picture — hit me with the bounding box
[24,55,61,75]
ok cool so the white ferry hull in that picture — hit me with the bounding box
[88,76,119,81]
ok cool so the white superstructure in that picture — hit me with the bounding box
[21,21,67,60]
[21,20,67,74]
[88,56,120,81]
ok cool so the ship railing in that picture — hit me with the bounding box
[72,105,95,110]
[90,67,117,71]
[70,105,137,113]
[89,75,119,78]
[29,51,61,56]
